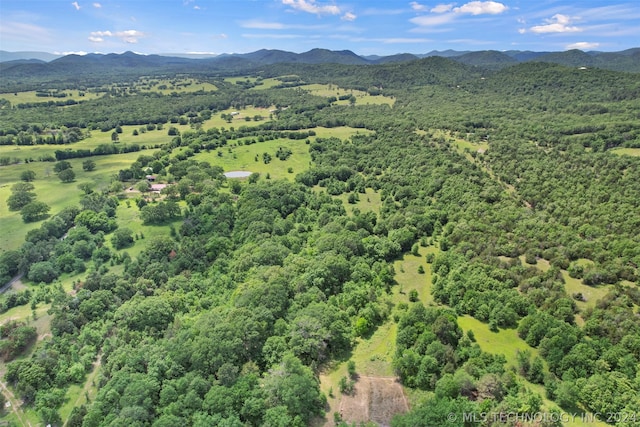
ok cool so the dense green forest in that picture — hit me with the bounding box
[0,55,639,427]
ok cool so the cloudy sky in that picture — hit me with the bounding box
[1,0,639,55]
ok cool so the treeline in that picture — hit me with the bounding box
[0,85,331,135]
[54,142,141,160]
[0,126,86,146]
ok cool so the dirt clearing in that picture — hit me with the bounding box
[338,376,409,427]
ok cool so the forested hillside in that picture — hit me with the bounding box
[0,55,638,426]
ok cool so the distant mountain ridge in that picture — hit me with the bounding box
[1,47,639,79]
[0,50,61,62]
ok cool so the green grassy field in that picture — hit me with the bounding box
[610,147,640,156]
[136,78,217,94]
[106,200,182,260]
[192,137,311,181]
[249,77,283,90]
[517,256,613,324]
[0,148,157,252]
[300,84,395,106]
[457,315,539,368]
[58,357,101,423]
[201,106,276,130]
[336,188,382,215]
[393,246,437,306]
[0,90,102,105]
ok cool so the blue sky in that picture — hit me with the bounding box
[1,0,639,55]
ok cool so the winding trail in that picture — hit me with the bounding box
[0,378,31,427]
[0,273,24,294]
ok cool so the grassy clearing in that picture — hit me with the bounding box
[0,90,102,105]
[192,138,311,181]
[1,119,372,253]
[59,357,101,423]
[137,78,217,94]
[312,126,374,140]
[300,84,395,106]
[90,77,217,95]
[520,256,551,272]
[0,404,41,427]
[0,148,157,252]
[335,188,382,215]
[202,106,275,130]
[610,147,640,156]
[561,270,611,311]
[393,246,438,306]
[106,200,182,260]
[431,128,488,153]
[250,78,282,90]
[224,76,258,85]
[0,304,49,328]
[518,256,612,323]
[457,315,538,368]
[454,316,609,426]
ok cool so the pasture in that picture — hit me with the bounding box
[300,83,395,106]
[0,90,373,254]
[0,90,102,105]
[191,137,311,181]
[0,148,157,252]
[135,77,217,94]
[610,147,640,156]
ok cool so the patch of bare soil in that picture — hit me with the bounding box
[338,376,409,427]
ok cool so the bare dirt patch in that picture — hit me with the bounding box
[338,376,408,427]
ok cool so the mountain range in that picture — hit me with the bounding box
[1,47,639,80]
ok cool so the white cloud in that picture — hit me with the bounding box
[241,20,286,29]
[410,2,428,12]
[342,12,356,21]
[117,29,145,43]
[240,20,328,30]
[453,1,508,15]
[566,41,600,50]
[89,29,145,43]
[431,4,454,13]
[93,2,101,7]
[529,14,581,34]
[194,5,201,10]
[411,1,507,31]
[410,13,456,27]
[71,1,80,10]
[361,7,405,16]
[282,0,340,15]
[90,30,113,37]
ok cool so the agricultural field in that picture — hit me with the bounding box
[0,90,102,105]
[610,147,640,156]
[300,83,395,106]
